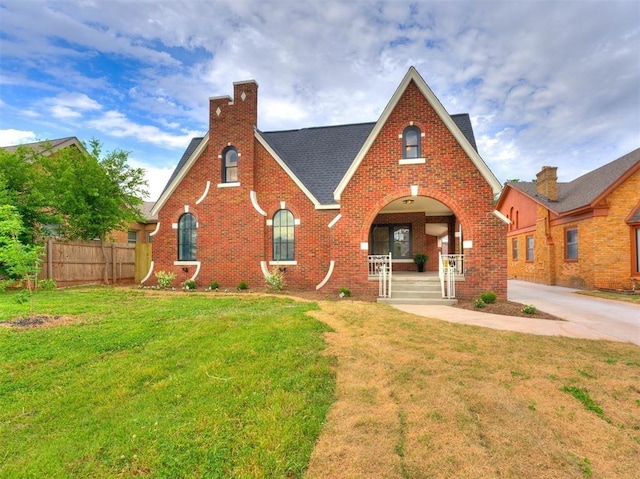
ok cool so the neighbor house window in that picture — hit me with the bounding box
[402,126,421,159]
[273,209,295,261]
[178,213,196,260]
[127,230,138,244]
[370,224,412,260]
[222,146,238,183]
[526,235,534,261]
[512,237,518,260]
[634,227,640,275]
[565,228,578,261]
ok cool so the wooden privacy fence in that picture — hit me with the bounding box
[41,239,148,287]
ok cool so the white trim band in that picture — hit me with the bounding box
[316,260,335,290]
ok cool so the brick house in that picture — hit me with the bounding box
[149,67,507,299]
[111,201,158,245]
[496,148,640,290]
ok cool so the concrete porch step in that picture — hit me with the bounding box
[378,297,458,306]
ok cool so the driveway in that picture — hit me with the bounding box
[391,280,640,346]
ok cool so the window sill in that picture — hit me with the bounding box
[269,261,297,266]
[399,158,426,165]
[174,260,198,265]
[217,182,241,188]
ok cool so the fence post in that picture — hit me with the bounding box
[47,238,53,280]
[111,243,116,285]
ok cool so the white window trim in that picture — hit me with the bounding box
[217,182,241,188]
[269,260,297,266]
[399,158,426,165]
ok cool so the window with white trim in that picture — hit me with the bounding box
[178,213,196,260]
[402,126,421,159]
[273,209,295,261]
[222,146,238,183]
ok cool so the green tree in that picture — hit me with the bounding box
[0,205,43,315]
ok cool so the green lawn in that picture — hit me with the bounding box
[0,288,335,478]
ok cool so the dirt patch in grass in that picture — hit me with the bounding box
[453,299,564,320]
[0,315,80,329]
[304,300,640,479]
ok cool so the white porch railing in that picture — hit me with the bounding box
[368,253,392,298]
[439,253,464,299]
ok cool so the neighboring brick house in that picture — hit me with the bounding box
[496,148,640,290]
[111,201,158,244]
[150,67,507,298]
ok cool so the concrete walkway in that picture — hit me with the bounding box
[392,280,640,346]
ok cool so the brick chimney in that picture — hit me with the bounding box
[536,166,558,201]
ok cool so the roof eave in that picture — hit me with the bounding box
[590,160,640,208]
[151,133,210,216]
[255,130,323,208]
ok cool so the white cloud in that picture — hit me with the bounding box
[87,110,202,149]
[46,93,102,119]
[0,129,37,146]
[128,157,174,201]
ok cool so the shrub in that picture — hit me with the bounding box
[209,280,219,290]
[238,281,248,290]
[265,267,286,292]
[155,270,176,290]
[479,291,497,304]
[338,287,351,298]
[522,304,537,314]
[183,279,197,291]
[474,298,486,308]
[37,278,57,291]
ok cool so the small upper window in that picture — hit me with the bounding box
[222,146,238,183]
[512,237,518,260]
[127,230,138,245]
[402,126,421,159]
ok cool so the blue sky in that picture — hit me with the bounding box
[1,0,638,200]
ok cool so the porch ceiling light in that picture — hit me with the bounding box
[402,199,414,205]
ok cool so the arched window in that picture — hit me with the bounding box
[222,146,238,183]
[273,209,295,261]
[177,213,196,260]
[402,126,421,159]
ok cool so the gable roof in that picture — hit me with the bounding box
[154,67,498,212]
[504,147,640,214]
[2,136,87,156]
[334,66,502,199]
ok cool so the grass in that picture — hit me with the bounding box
[303,300,640,479]
[0,288,335,478]
[577,290,640,304]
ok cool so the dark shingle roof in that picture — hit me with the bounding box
[628,205,640,224]
[260,123,376,205]
[161,115,479,206]
[508,147,640,213]
[140,201,157,222]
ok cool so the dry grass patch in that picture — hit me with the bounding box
[305,301,640,479]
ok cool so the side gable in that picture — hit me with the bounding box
[333,66,502,200]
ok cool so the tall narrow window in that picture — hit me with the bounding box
[178,213,196,260]
[565,228,578,260]
[635,227,640,274]
[526,235,534,262]
[402,126,421,159]
[273,209,295,261]
[222,146,238,183]
[512,237,519,260]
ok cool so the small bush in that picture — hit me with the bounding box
[479,291,497,304]
[238,281,248,290]
[183,279,196,291]
[37,278,57,291]
[155,270,176,290]
[522,304,537,314]
[338,287,351,298]
[15,289,31,304]
[265,267,286,292]
[474,298,486,308]
[209,280,219,290]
